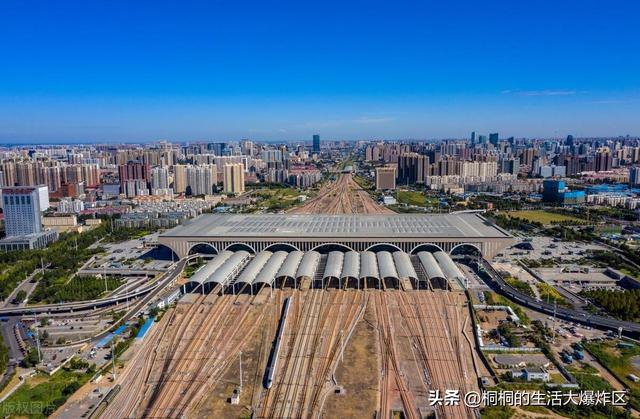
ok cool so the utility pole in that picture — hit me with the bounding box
[34,315,42,365]
[552,300,557,343]
[239,351,243,392]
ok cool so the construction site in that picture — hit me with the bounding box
[93,176,508,419]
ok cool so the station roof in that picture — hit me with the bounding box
[161,213,509,239]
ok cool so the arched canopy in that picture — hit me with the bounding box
[323,251,344,280]
[254,251,288,288]
[393,251,417,281]
[366,243,402,253]
[376,251,398,280]
[225,242,256,254]
[410,243,444,254]
[417,251,446,281]
[185,250,234,291]
[235,251,272,288]
[296,251,321,280]
[187,242,218,255]
[264,243,300,252]
[311,243,354,254]
[340,251,360,280]
[433,251,465,282]
[276,251,304,280]
[203,251,250,288]
[450,243,482,257]
[359,251,379,280]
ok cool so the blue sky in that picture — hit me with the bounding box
[0,0,639,143]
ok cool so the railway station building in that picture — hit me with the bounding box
[158,213,514,259]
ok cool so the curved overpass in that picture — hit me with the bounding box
[479,259,640,338]
[0,257,193,317]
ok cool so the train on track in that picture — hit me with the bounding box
[264,296,291,389]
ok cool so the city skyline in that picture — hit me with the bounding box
[1,0,640,142]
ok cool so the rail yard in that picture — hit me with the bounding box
[88,180,496,419]
[98,260,480,418]
[289,173,394,214]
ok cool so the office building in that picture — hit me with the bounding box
[376,166,397,190]
[223,163,245,194]
[0,186,58,251]
[542,180,585,205]
[312,135,320,154]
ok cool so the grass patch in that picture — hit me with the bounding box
[507,210,585,225]
[584,340,640,410]
[30,275,124,304]
[254,187,303,211]
[504,276,535,297]
[0,368,93,418]
[396,190,426,206]
[536,282,570,307]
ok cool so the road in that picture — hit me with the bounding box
[0,258,189,316]
[478,259,640,338]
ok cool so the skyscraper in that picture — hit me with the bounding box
[223,163,245,194]
[489,133,499,146]
[312,134,320,154]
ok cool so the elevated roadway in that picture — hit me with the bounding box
[0,257,192,317]
[479,259,640,338]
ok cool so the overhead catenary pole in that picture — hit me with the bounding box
[239,351,243,391]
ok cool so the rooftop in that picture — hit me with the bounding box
[161,213,510,239]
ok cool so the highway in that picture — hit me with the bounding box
[479,259,640,338]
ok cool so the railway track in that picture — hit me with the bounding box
[101,289,267,419]
[257,289,364,418]
[289,173,394,215]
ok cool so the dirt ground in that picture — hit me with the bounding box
[322,298,379,418]
[191,296,275,418]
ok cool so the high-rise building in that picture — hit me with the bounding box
[376,166,397,190]
[595,147,612,172]
[0,185,57,251]
[223,163,245,194]
[1,186,43,236]
[172,164,187,194]
[499,158,520,175]
[186,164,217,196]
[151,167,170,190]
[470,131,476,144]
[397,153,429,185]
[118,161,150,193]
[489,133,499,146]
[312,135,320,154]
[630,166,640,186]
